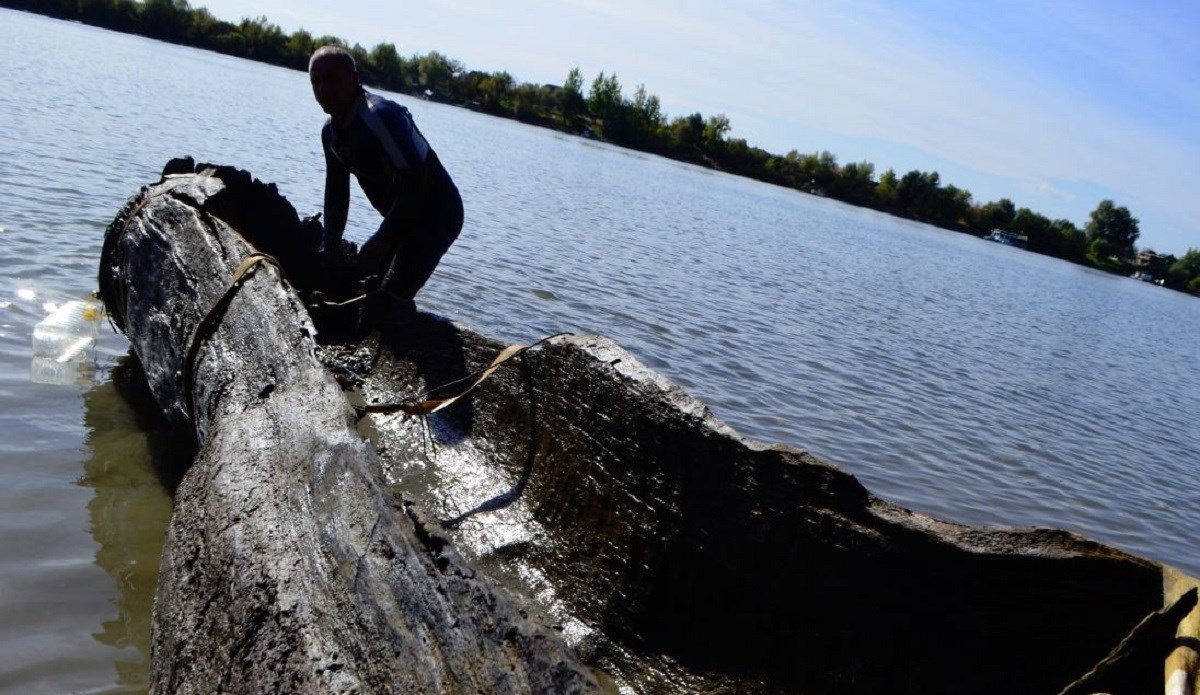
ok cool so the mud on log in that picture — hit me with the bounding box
[99,160,598,693]
[362,320,1199,694]
[101,161,1198,694]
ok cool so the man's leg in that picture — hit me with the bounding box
[382,232,451,299]
[357,225,398,283]
[379,198,463,300]
[357,188,463,300]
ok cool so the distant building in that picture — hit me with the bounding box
[1135,249,1175,278]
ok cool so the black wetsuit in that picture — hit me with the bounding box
[321,90,463,299]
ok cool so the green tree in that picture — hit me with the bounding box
[184,6,219,44]
[667,113,706,161]
[587,72,623,123]
[478,71,514,112]
[702,113,731,154]
[418,51,460,93]
[1088,237,1116,262]
[933,184,972,229]
[452,69,488,102]
[211,29,247,55]
[627,84,664,149]
[721,139,771,179]
[1085,200,1140,259]
[27,0,1198,287]
[141,0,192,42]
[345,43,374,81]
[1166,249,1200,293]
[1011,208,1050,250]
[788,151,837,193]
[368,43,405,91]
[1047,219,1088,262]
[874,168,899,209]
[313,35,345,47]
[284,29,316,69]
[973,198,1016,235]
[238,16,287,63]
[77,0,114,25]
[511,83,546,121]
[891,169,971,227]
[828,161,875,205]
[896,170,939,220]
[557,67,586,128]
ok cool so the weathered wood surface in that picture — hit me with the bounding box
[99,161,598,693]
[102,161,1198,694]
[359,318,1193,694]
[1057,583,1197,694]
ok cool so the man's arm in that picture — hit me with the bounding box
[374,101,434,219]
[321,133,351,251]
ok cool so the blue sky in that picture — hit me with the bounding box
[196,0,1199,255]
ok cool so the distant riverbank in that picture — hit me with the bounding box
[4,11,1200,691]
[3,0,1197,294]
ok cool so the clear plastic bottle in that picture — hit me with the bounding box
[31,299,104,385]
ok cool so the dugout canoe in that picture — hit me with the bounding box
[99,159,1199,694]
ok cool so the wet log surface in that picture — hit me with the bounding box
[356,318,1185,694]
[99,161,598,693]
[102,161,1197,694]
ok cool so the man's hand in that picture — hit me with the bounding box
[360,273,383,295]
[300,212,325,253]
[357,229,400,276]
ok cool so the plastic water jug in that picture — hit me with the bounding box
[31,299,104,385]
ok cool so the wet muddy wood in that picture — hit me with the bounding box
[99,161,598,694]
[101,161,1198,694]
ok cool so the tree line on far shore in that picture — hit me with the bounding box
[8,0,1199,294]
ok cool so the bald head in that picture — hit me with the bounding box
[309,46,362,122]
[308,45,357,74]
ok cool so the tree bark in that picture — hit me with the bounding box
[101,160,1198,694]
[99,160,598,694]
[364,322,1188,694]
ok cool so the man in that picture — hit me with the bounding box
[308,45,463,300]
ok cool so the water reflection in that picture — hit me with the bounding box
[80,355,192,691]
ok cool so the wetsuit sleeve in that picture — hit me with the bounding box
[374,103,433,224]
[321,126,350,250]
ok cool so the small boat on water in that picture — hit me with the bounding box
[985,229,1029,249]
[98,160,1199,694]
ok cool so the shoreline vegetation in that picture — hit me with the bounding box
[8,0,1199,296]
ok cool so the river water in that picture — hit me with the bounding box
[1,9,1197,693]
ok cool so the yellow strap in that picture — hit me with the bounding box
[182,253,282,421]
[402,343,525,415]
[357,333,573,418]
[319,293,369,307]
[357,342,527,417]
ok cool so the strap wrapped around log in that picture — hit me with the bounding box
[99,160,1200,694]
[99,160,599,693]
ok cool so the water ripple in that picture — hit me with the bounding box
[2,12,1200,691]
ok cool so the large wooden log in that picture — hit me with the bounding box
[356,320,1194,694]
[102,161,1198,694]
[99,161,598,693]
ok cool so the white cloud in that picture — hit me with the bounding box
[181,0,1200,250]
[1020,180,1077,203]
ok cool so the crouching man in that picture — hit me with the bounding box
[308,45,463,300]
